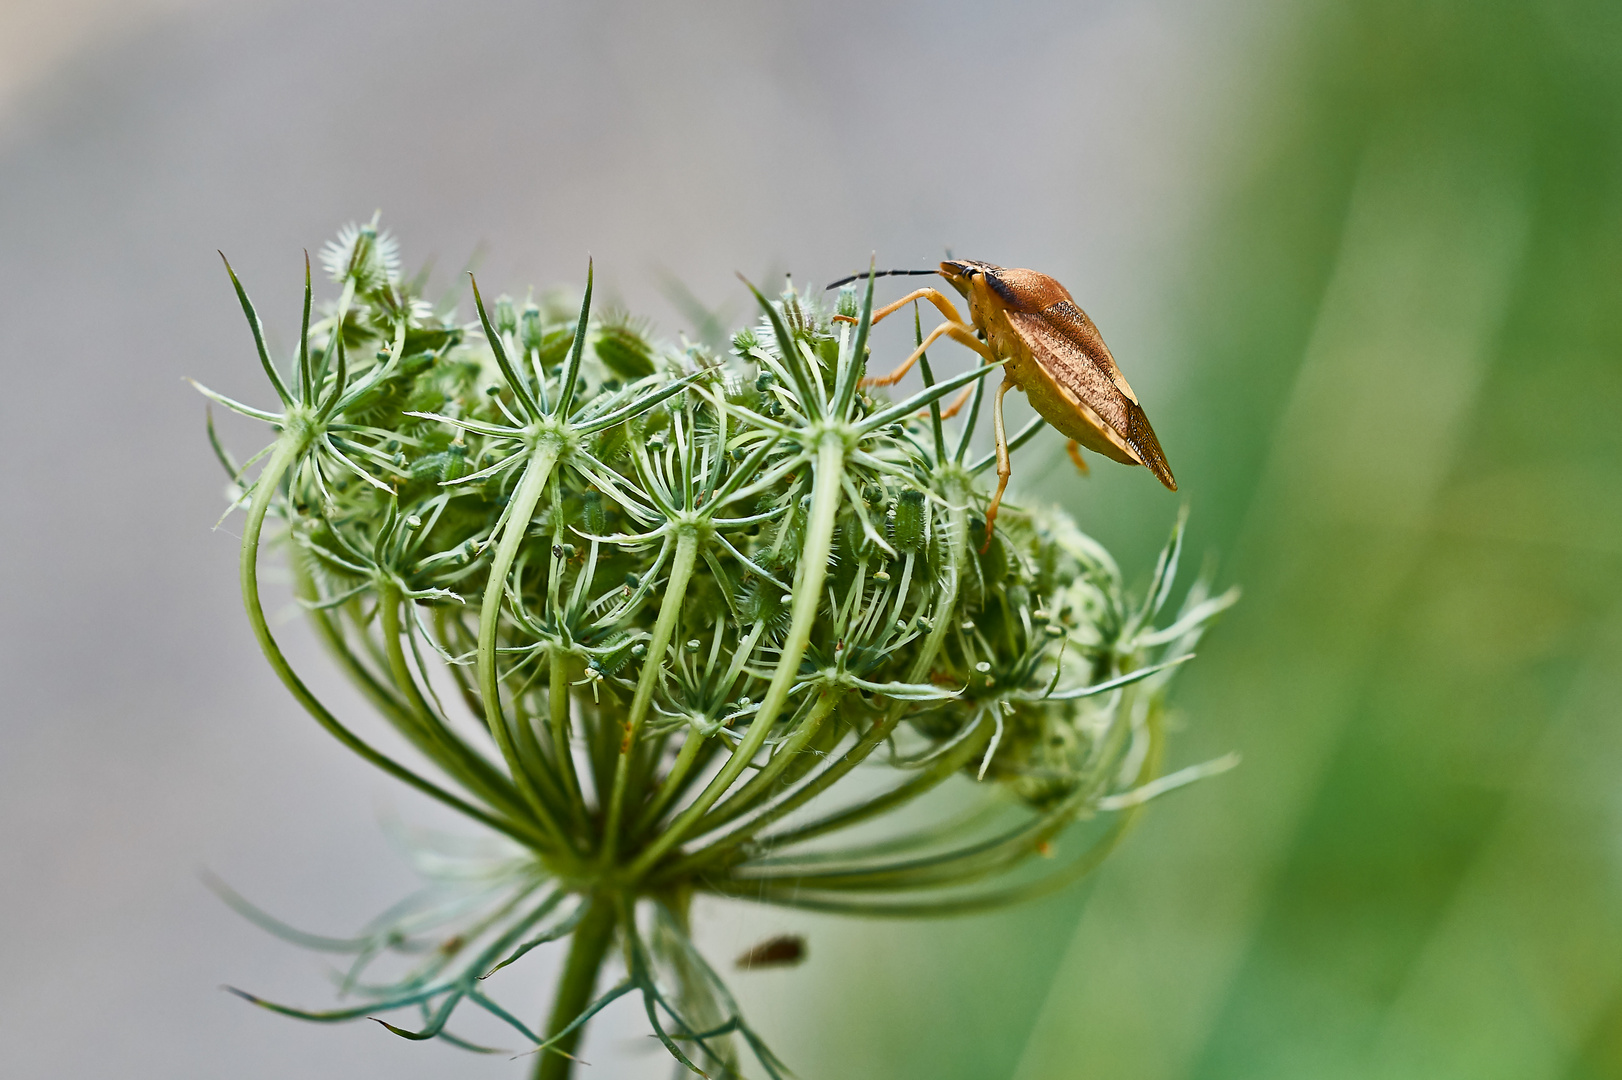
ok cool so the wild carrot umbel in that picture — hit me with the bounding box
[198,219,1238,1079]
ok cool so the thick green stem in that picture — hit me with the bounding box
[478,445,573,850]
[535,897,618,1080]
[603,528,699,858]
[628,434,845,880]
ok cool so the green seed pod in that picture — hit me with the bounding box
[591,631,634,676]
[408,453,444,481]
[493,294,518,336]
[892,489,927,552]
[519,303,544,352]
[740,576,792,634]
[594,315,657,379]
[579,490,606,535]
[779,288,806,334]
[536,325,575,368]
[439,443,468,482]
[836,285,859,319]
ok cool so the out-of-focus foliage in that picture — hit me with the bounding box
[791,2,1622,1079]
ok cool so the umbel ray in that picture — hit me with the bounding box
[827,261,1177,545]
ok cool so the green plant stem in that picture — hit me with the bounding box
[477,445,574,853]
[377,583,529,820]
[673,488,971,873]
[511,662,573,824]
[633,618,768,833]
[604,527,699,860]
[756,710,996,850]
[635,726,704,832]
[534,895,617,1080]
[732,704,1169,894]
[293,549,414,723]
[714,710,1169,918]
[240,438,540,847]
[627,433,845,881]
[690,689,839,834]
[435,605,487,719]
[550,647,590,831]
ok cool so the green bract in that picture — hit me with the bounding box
[199,219,1238,1079]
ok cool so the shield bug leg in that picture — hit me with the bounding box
[1066,440,1090,475]
[869,287,968,328]
[919,383,976,421]
[982,373,1016,551]
[862,318,995,388]
[833,286,969,328]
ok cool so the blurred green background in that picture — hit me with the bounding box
[789,3,1622,1078]
[2,0,1618,1076]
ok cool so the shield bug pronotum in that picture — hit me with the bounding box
[827,261,1176,547]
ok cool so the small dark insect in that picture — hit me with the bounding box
[828,262,1176,548]
[735,934,807,969]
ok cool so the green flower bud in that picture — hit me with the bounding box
[493,294,517,336]
[836,285,859,319]
[520,303,544,352]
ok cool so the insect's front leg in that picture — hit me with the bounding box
[982,372,1016,552]
[1066,440,1090,475]
[861,319,996,388]
[833,287,966,329]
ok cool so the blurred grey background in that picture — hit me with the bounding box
[0,1,1231,1075]
[7,1,1622,1078]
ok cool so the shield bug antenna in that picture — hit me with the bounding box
[824,268,939,290]
[824,260,1176,550]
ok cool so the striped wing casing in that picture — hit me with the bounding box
[1002,295,1176,491]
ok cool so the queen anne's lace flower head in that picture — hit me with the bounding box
[196,221,1237,1079]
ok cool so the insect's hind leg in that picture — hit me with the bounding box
[919,383,975,421]
[1066,440,1090,475]
[981,373,1015,553]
